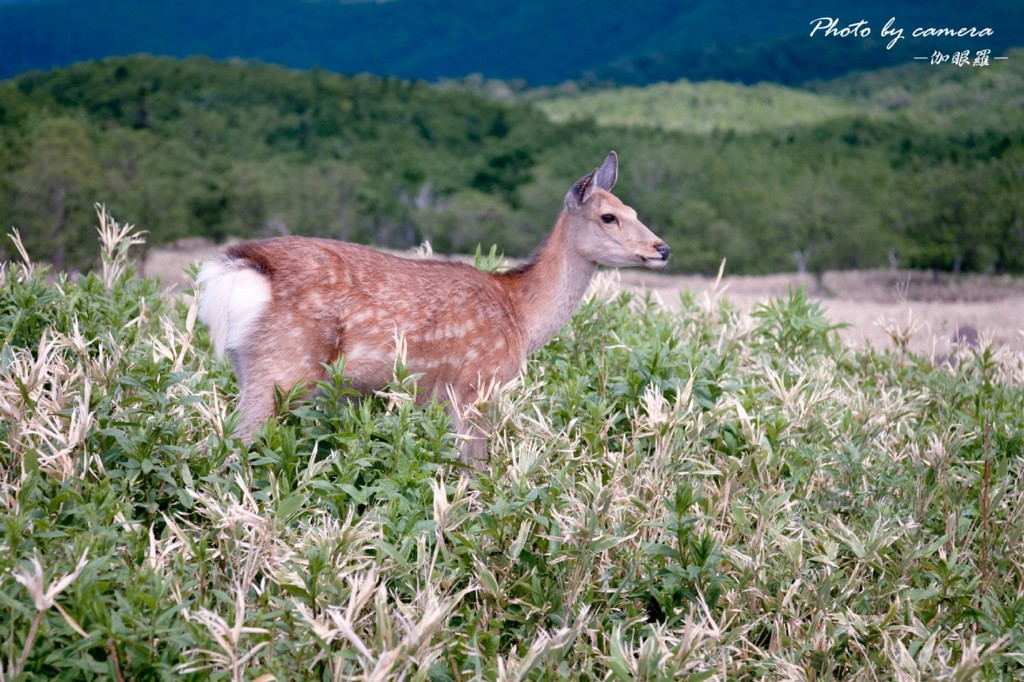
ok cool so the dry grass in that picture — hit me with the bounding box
[620,268,1024,355]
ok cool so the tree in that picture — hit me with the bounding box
[224,159,369,241]
[903,161,987,276]
[413,189,517,254]
[774,167,893,288]
[13,117,103,269]
[979,151,1024,273]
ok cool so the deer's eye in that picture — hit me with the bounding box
[601,213,617,224]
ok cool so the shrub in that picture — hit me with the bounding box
[2,210,1023,679]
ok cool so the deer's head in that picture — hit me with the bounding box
[564,151,670,270]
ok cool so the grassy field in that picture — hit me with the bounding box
[534,50,1024,135]
[534,81,861,134]
[3,215,1024,679]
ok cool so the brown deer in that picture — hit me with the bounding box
[197,152,669,464]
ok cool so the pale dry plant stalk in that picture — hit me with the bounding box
[23,379,95,479]
[826,516,916,595]
[293,569,382,681]
[443,370,517,464]
[190,379,229,441]
[485,373,555,474]
[5,552,89,680]
[151,296,199,374]
[625,384,721,555]
[6,229,35,280]
[545,467,639,610]
[270,507,379,595]
[716,293,757,356]
[189,474,270,534]
[759,360,840,437]
[367,582,450,681]
[985,343,1024,386]
[585,268,624,304]
[502,435,548,486]
[686,259,737,346]
[826,605,902,669]
[370,331,419,415]
[431,474,474,543]
[599,611,723,681]
[0,331,57,467]
[57,318,119,390]
[187,474,283,591]
[178,584,272,681]
[179,287,233,438]
[495,605,589,682]
[883,626,1010,681]
[183,478,289,657]
[123,291,151,332]
[95,203,146,292]
[297,570,476,681]
[833,377,930,467]
[0,331,100,480]
[632,373,700,474]
[735,490,800,613]
[1,207,147,484]
[697,259,731,315]
[147,300,218,437]
[182,476,385,679]
[146,515,192,574]
[878,309,922,352]
[412,239,434,259]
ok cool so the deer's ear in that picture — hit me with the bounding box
[564,171,595,211]
[594,151,618,191]
[564,152,618,210]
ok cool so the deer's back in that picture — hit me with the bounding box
[223,236,527,395]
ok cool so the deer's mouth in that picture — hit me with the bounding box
[638,254,670,269]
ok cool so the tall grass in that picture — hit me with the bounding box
[2,208,1023,680]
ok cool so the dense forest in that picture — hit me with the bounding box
[1,55,1023,276]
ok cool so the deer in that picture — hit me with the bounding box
[197,151,670,466]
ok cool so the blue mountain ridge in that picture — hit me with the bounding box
[0,0,1019,84]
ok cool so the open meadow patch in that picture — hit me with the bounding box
[2,218,1024,679]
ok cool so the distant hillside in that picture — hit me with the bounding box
[0,0,1020,85]
[535,82,860,135]
[536,48,1024,134]
[813,51,1024,131]
[2,56,1022,278]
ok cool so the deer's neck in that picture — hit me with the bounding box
[501,212,596,354]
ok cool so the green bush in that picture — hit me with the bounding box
[2,214,1023,679]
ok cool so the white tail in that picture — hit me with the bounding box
[197,152,669,465]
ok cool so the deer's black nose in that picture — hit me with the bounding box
[655,242,671,260]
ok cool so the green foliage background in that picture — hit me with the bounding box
[2,53,1023,275]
